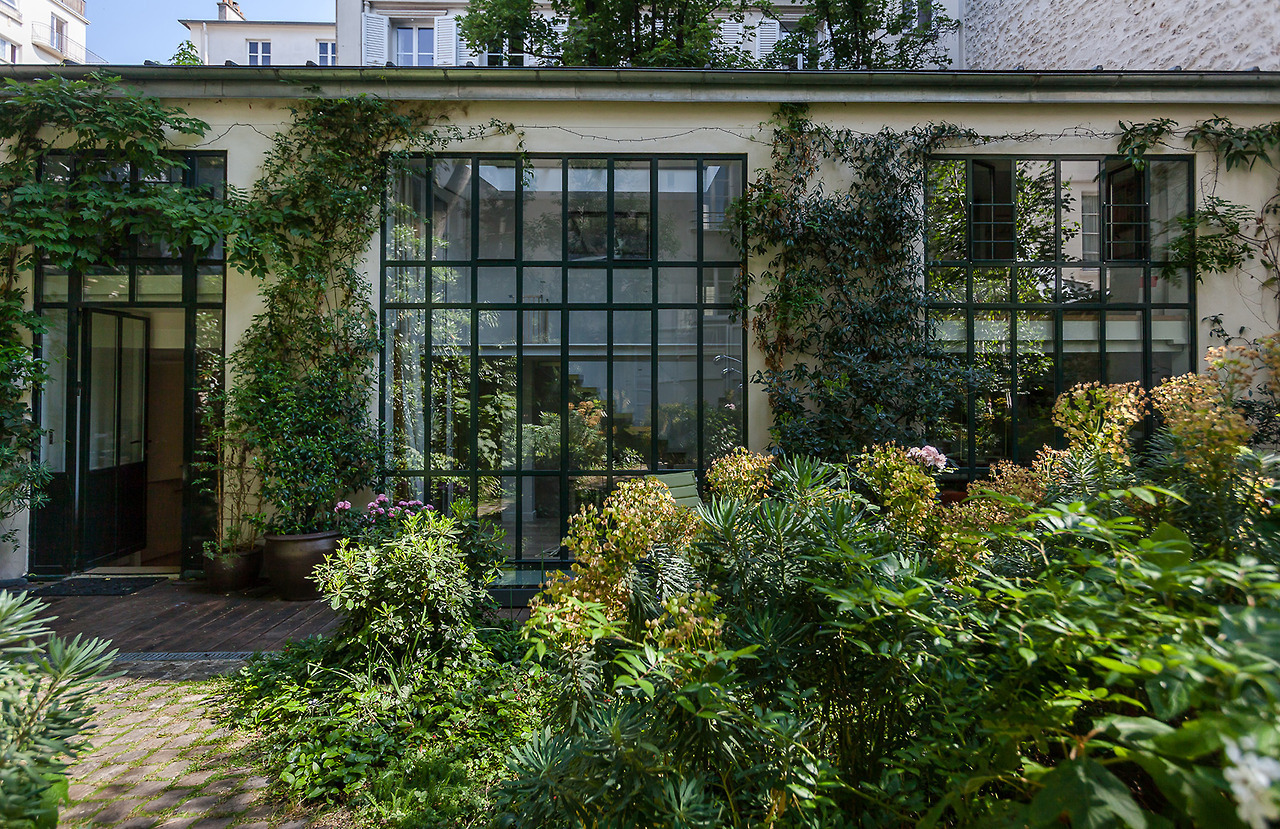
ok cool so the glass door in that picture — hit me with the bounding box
[78,310,149,568]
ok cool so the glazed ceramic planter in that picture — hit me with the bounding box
[204,547,263,592]
[263,530,340,601]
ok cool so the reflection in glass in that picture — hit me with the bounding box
[1151,267,1191,305]
[40,311,69,473]
[703,161,742,261]
[524,266,561,303]
[477,476,517,559]
[1107,267,1145,304]
[568,310,607,469]
[88,316,118,471]
[431,310,471,468]
[118,317,147,465]
[42,266,69,302]
[1062,311,1102,388]
[1016,312,1054,460]
[1060,160,1100,262]
[612,310,652,469]
[522,308,561,470]
[704,309,742,461]
[930,309,969,463]
[136,264,183,302]
[388,158,429,260]
[971,159,1015,260]
[432,265,471,304]
[197,265,224,303]
[928,267,965,303]
[568,268,606,303]
[704,267,738,305]
[1151,309,1191,384]
[973,267,1010,303]
[973,312,1011,464]
[478,267,517,304]
[1061,267,1102,304]
[613,268,652,304]
[478,160,517,260]
[83,267,129,301]
[658,160,698,260]
[386,309,427,476]
[659,267,697,305]
[434,159,472,260]
[388,267,428,304]
[478,310,517,471]
[1105,310,1144,384]
[1106,160,1147,261]
[1015,266,1056,303]
[657,308,698,468]
[1015,159,1057,261]
[521,477,561,558]
[1148,160,1190,261]
[568,159,607,260]
[926,159,966,261]
[615,160,650,260]
[523,159,563,261]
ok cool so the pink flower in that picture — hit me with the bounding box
[376,493,390,503]
[907,445,948,471]
[334,501,351,512]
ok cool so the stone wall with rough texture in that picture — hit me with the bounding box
[962,0,1280,70]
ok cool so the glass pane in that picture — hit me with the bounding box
[477,476,517,559]
[478,159,517,260]
[569,474,609,523]
[930,309,969,463]
[657,308,698,468]
[1060,266,1102,305]
[926,159,967,262]
[703,161,743,261]
[432,265,470,304]
[42,266,69,302]
[433,158,472,261]
[88,315,118,471]
[973,312,1012,465]
[1016,312,1054,461]
[1062,311,1102,389]
[521,477,561,559]
[1015,266,1056,303]
[431,309,471,469]
[39,311,69,473]
[478,267,517,304]
[1061,160,1101,263]
[658,160,698,261]
[83,266,128,301]
[386,310,428,475]
[704,267,738,305]
[568,268,606,303]
[973,267,1010,303]
[118,317,146,465]
[1107,266,1145,304]
[523,159,563,261]
[136,232,178,259]
[197,265,224,303]
[971,159,1015,260]
[1105,310,1144,384]
[568,159,607,261]
[929,267,966,304]
[388,158,429,260]
[568,310,607,469]
[387,266,428,304]
[136,264,183,302]
[196,155,226,199]
[703,309,743,461]
[1015,159,1057,261]
[1106,160,1147,261]
[478,310,518,471]
[1151,266,1191,305]
[1148,160,1190,262]
[1151,309,1191,385]
[523,308,561,470]
[613,268,652,304]
[614,160,651,260]
[524,266,561,304]
[612,310,651,470]
[658,267,697,305]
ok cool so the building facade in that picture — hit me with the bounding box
[2,66,1278,588]
[180,1,337,67]
[0,0,99,66]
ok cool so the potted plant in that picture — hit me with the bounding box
[196,378,263,592]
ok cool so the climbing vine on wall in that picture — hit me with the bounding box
[734,104,976,458]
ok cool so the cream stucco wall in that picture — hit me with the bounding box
[3,68,1279,578]
[963,0,1280,71]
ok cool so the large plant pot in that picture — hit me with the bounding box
[264,531,340,601]
[204,547,263,592]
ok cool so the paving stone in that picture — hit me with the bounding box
[187,818,234,829]
[61,799,107,821]
[114,819,160,829]
[68,782,100,800]
[172,794,229,815]
[174,769,218,787]
[138,788,197,813]
[89,798,148,824]
[156,819,198,829]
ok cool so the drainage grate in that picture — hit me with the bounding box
[113,652,255,661]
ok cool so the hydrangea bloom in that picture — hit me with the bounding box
[907,445,948,471]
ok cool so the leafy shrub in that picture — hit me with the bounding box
[0,591,115,829]
[705,447,776,502]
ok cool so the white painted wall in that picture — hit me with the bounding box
[963,0,1280,71]
[181,20,337,66]
[0,0,93,66]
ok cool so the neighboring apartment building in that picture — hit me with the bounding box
[0,0,100,66]
[180,1,337,67]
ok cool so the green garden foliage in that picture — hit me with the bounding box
[494,376,1280,827]
[735,105,975,457]
[220,509,541,827]
[0,591,115,829]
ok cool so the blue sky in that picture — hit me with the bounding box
[88,0,334,65]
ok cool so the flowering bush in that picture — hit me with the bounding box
[334,493,433,545]
[852,444,939,538]
[705,446,775,502]
[1052,381,1146,464]
[906,444,949,471]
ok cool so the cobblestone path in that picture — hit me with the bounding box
[60,662,309,829]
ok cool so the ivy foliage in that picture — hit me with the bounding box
[225,97,515,534]
[1118,116,1280,289]
[735,104,975,458]
[0,74,235,555]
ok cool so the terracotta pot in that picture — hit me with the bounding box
[263,530,340,601]
[940,489,968,505]
[204,547,263,592]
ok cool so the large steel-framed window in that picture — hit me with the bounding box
[31,151,228,574]
[924,156,1195,479]
[382,154,746,576]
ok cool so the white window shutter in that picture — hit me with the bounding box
[435,16,457,65]
[362,12,388,66]
[455,21,480,66]
[719,20,744,50]
[756,19,780,60]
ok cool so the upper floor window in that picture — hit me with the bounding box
[0,37,16,64]
[50,14,67,51]
[247,40,271,66]
[0,0,17,10]
[395,26,433,66]
[317,40,336,65]
[486,35,524,66]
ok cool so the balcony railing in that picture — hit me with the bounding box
[53,0,86,16]
[31,22,105,64]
